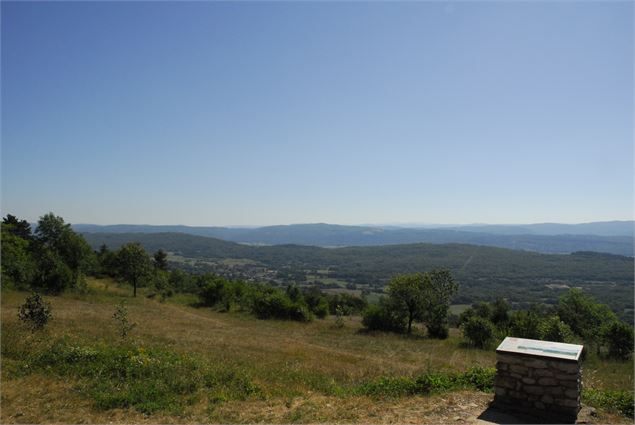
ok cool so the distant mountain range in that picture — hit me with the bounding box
[73,221,634,256]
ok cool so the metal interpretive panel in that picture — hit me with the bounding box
[496,337,583,361]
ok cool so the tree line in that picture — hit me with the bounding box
[458,292,633,360]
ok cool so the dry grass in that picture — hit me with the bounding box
[1,278,633,423]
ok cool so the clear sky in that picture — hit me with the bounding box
[1,1,633,226]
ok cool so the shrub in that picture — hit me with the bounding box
[509,309,542,339]
[113,302,136,339]
[18,292,52,331]
[361,298,407,333]
[539,316,574,343]
[251,292,313,322]
[462,316,495,348]
[601,321,634,360]
[427,323,449,339]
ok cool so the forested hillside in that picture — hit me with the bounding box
[82,232,634,318]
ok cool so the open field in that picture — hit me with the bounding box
[1,278,633,423]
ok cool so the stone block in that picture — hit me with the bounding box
[533,369,554,377]
[522,377,536,385]
[524,385,544,395]
[538,377,558,386]
[541,394,554,404]
[509,365,528,375]
[564,389,579,399]
[534,401,546,410]
[525,359,548,369]
[495,387,507,396]
[495,376,516,390]
[545,386,563,396]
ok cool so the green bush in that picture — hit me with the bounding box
[461,316,495,348]
[601,321,634,360]
[427,323,449,339]
[361,298,407,333]
[251,291,313,322]
[509,309,543,340]
[539,316,575,343]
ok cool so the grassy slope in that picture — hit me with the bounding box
[2,279,632,424]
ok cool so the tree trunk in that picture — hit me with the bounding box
[133,278,137,297]
[408,311,413,334]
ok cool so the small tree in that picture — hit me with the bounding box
[153,249,168,271]
[423,268,458,338]
[387,273,426,334]
[462,316,495,349]
[113,302,136,339]
[334,305,345,328]
[18,293,52,331]
[116,242,152,297]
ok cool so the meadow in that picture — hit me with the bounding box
[2,278,632,423]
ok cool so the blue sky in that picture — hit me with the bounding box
[2,1,633,226]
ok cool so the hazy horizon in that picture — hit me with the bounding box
[2,2,633,226]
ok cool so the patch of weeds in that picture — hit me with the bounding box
[13,338,260,415]
[583,387,634,418]
[356,366,495,398]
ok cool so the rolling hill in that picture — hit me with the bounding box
[82,231,634,317]
[74,221,634,256]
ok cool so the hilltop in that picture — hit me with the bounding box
[2,279,632,424]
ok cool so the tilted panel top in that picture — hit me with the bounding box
[496,337,583,361]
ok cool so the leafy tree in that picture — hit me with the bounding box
[153,249,168,271]
[472,302,493,320]
[490,298,511,328]
[462,316,495,348]
[387,273,427,334]
[3,214,33,240]
[601,321,634,360]
[1,224,36,289]
[18,292,52,331]
[116,242,152,297]
[31,247,74,294]
[423,268,458,338]
[33,213,94,289]
[558,288,617,349]
[35,213,71,250]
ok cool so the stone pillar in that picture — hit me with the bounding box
[493,337,583,423]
